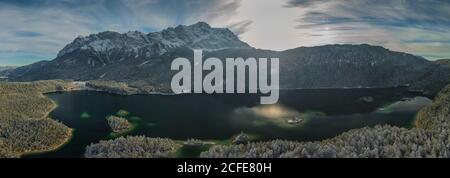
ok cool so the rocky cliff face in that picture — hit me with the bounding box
[56,22,251,63]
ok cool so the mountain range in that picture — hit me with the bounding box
[2,22,449,96]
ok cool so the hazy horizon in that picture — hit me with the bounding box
[1,0,449,66]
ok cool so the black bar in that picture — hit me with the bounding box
[1,158,448,177]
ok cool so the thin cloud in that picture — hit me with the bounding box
[12,31,45,38]
[226,20,253,36]
[1,0,449,66]
[0,0,248,65]
[285,0,450,60]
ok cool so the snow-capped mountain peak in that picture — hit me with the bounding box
[56,22,251,60]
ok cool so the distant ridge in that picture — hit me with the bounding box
[3,22,450,96]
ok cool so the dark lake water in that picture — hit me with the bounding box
[25,88,431,158]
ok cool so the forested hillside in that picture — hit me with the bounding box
[0,80,73,157]
[85,136,181,158]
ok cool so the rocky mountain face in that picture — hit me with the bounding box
[3,22,449,96]
[56,22,250,63]
[3,22,250,88]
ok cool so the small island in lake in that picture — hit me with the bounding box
[232,132,250,145]
[287,116,304,125]
[106,116,132,134]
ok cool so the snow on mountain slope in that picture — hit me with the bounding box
[57,22,251,60]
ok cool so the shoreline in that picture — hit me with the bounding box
[18,91,74,158]
[19,128,74,158]
[21,81,432,158]
[66,82,421,97]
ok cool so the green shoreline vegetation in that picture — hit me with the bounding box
[85,136,181,158]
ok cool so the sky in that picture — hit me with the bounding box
[0,0,449,66]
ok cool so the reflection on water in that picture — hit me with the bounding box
[234,104,300,119]
[231,104,319,128]
[231,96,431,129]
[27,88,430,157]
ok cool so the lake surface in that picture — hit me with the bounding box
[26,88,431,158]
